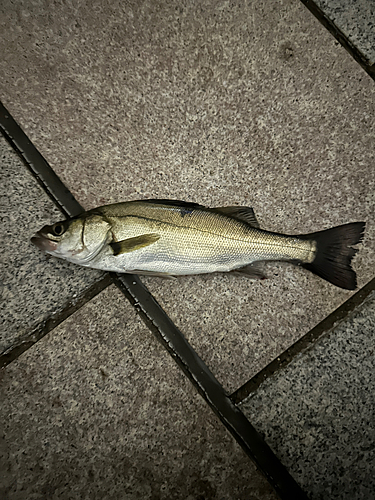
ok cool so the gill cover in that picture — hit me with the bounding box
[69,214,112,264]
[32,214,112,264]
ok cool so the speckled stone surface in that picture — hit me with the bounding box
[0,134,103,355]
[0,0,374,391]
[314,0,375,64]
[240,291,375,500]
[0,286,278,500]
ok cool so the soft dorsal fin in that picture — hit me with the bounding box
[110,233,160,255]
[212,206,260,228]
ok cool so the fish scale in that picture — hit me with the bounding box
[100,202,315,263]
[31,199,365,289]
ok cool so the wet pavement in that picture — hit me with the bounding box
[241,290,375,500]
[0,286,277,500]
[0,134,104,357]
[1,0,374,498]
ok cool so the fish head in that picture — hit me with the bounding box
[31,214,112,265]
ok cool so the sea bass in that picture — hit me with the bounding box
[31,199,365,290]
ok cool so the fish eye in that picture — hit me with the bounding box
[52,223,65,236]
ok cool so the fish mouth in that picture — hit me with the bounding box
[31,234,58,253]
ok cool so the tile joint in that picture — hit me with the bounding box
[0,275,112,369]
[1,101,308,500]
[300,0,375,79]
[231,277,375,404]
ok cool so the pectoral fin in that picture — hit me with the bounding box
[110,233,160,255]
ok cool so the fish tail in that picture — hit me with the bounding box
[301,222,365,290]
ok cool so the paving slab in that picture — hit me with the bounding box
[0,0,374,392]
[0,285,278,500]
[0,134,104,356]
[313,0,375,65]
[240,290,375,500]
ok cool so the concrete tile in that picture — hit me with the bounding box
[0,0,374,391]
[313,0,375,64]
[0,285,277,500]
[240,291,375,500]
[0,134,103,356]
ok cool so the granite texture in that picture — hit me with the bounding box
[0,0,374,391]
[0,134,104,356]
[314,0,375,65]
[0,285,278,500]
[240,291,375,500]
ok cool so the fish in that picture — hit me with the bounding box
[31,199,365,290]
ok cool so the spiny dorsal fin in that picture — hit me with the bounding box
[110,233,160,255]
[142,199,205,210]
[212,206,260,228]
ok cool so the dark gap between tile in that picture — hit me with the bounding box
[112,274,308,500]
[0,102,309,500]
[0,275,112,369]
[231,276,375,404]
[0,101,82,218]
[300,0,375,79]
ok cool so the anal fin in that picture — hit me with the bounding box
[129,269,177,279]
[231,262,267,280]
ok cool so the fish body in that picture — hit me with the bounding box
[31,199,365,289]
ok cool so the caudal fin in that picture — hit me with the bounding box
[302,222,365,290]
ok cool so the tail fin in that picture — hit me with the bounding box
[302,222,365,290]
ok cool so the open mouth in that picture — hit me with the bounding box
[31,235,58,252]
